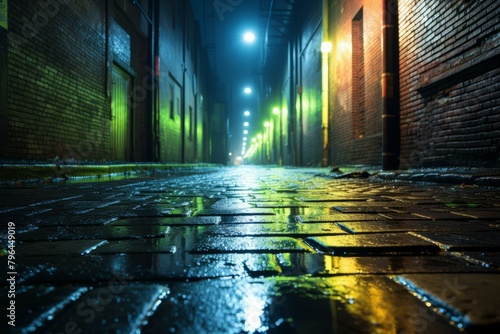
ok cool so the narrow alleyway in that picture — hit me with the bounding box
[2,166,500,333]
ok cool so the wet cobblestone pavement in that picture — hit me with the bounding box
[2,166,500,333]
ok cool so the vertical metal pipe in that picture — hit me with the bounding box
[153,0,160,161]
[181,0,186,163]
[382,0,400,170]
[298,53,303,167]
[147,0,154,161]
[289,30,297,166]
[321,0,330,167]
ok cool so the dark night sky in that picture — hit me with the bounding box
[190,0,263,158]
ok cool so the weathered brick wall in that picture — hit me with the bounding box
[327,0,383,166]
[3,0,214,164]
[5,0,109,161]
[399,0,500,168]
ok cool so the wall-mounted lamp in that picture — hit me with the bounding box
[321,41,332,53]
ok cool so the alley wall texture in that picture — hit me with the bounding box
[5,0,110,161]
[1,0,499,168]
[321,0,499,168]
[327,0,384,166]
[298,0,323,167]
[398,0,500,168]
[1,0,218,164]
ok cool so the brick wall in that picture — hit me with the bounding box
[399,0,500,168]
[327,0,383,166]
[5,0,109,161]
[3,0,215,164]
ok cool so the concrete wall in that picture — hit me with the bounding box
[158,0,183,163]
[263,0,323,167]
[298,0,323,167]
[156,0,216,163]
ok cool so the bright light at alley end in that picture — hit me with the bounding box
[244,87,252,94]
[321,41,332,53]
[243,31,256,43]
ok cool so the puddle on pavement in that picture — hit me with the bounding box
[140,276,462,334]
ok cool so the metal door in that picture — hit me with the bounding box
[111,66,131,161]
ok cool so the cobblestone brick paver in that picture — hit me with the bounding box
[2,166,500,333]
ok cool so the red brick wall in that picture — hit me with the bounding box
[327,0,383,166]
[399,0,500,168]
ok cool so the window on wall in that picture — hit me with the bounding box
[352,8,365,139]
[169,84,175,119]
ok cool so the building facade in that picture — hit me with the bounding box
[0,0,223,164]
[258,0,499,169]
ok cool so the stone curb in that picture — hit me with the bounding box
[375,171,500,187]
[0,163,222,184]
[325,165,500,188]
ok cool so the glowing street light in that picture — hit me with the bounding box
[244,110,250,116]
[243,130,248,134]
[244,87,252,94]
[243,31,256,43]
[243,122,249,127]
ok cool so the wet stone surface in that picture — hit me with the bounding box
[304,233,440,255]
[1,166,500,333]
[394,274,500,331]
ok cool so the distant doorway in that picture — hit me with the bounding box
[111,65,131,161]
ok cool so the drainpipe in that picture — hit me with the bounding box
[381,0,400,170]
[321,0,330,167]
[181,0,186,163]
[153,0,160,161]
[289,30,297,166]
